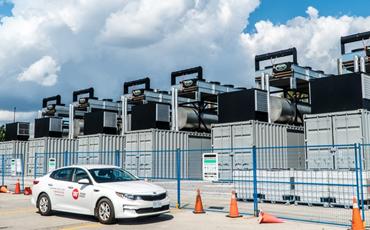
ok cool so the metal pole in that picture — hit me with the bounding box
[175,88,179,131]
[34,153,37,179]
[252,146,259,217]
[358,144,365,221]
[64,151,68,167]
[354,144,361,209]
[1,155,4,186]
[360,57,366,73]
[337,58,343,75]
[21,154,24,191]
[121,95,128,134]
[68,104,74,139]
[265,74,271,123]
[115,150,120,167]
[176,148,181,208]
[354,55,359,72]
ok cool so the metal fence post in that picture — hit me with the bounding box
[115,150,120,167]
[1,155,4,186]
[354,143,361,210]
[21,154,24,191]
[176,148,181,209]
[252,145,259,217]
[358,143,365,222]
[64,151,68,167]
[34,153,37,179]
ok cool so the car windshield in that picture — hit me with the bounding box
[89,168,139,183]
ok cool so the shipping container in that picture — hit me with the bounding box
[27,137,78,176]
[124,129,211,179]
[305,109,370,169]
[212,121,305,180]
[77,134,125,165]
[0,141,29,157]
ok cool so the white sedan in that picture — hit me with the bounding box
[31,165,170,224]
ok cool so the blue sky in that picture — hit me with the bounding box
[247,0,370,32]
[0,0,12,17]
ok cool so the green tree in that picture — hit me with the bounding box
[0,125,5,141]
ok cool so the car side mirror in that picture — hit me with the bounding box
[78,178,90,185]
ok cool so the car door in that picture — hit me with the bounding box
[65,168,96,215]
[48,168,74,211]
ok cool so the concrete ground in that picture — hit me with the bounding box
[0,193,345,230]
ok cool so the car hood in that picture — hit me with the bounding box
[97,180,166,195]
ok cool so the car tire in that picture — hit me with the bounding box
[37,193,52,216]
[96,198,116,224]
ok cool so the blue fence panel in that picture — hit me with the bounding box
[30,144,370,227]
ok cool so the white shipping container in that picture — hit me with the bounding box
[305,109,370,169]
[27,137,78,176]
[124,129,211,179]
[77,134,125,165]
[212,121,305,180]
[0,141,29,157]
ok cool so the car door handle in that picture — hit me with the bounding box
[48,184,53,187]
[94,189,100,192]
[67,186,73,189]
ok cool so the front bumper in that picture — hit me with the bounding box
[114,197,170,218]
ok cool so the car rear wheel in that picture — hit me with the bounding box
[37,193,52,216]
[96,198,116,224]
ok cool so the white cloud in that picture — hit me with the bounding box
[0,110,37,123]
[0,2,369,111]
[240,7,370,82]
[17,56,60,86]
[306,6,319,19]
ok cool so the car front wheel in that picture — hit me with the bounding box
[96,198,116,224]
[37,193,52,216]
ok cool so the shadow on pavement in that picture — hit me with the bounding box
[38,211,174,226]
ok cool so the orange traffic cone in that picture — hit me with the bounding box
[13,179,21,195]
[258,210,284,224]
[0,185,8,193]
[226,190,242,218]
[193,189,205,214]
[352,197,365,230]
[24,187,32,196]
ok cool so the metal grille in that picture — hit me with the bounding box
[255,90,267,112]
[135,205,170,214]
[140,193,167,201]
[103,112,117,128]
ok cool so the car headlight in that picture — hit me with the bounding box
[116,192,141,200]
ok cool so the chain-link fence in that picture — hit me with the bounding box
[2,143,369,227]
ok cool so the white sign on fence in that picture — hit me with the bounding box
[202,153,218,182]
[11,159,22,176]
[48,158,56,172]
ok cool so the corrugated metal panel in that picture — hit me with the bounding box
[77,134,125,165]
[27,137,78,176]
[211,121,304,180]
[304,114,333,169]
[0,141,29,157]
[124,129,211,179]
[305,109,370,169]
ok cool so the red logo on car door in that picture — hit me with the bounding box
[72,188,79,200]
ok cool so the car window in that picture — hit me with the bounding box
[73,168,90,183]
[89,168,138,183]
[50,168,74,181]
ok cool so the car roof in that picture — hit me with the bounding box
[61,164,119,170]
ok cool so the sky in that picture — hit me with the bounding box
[0,0,369,123]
